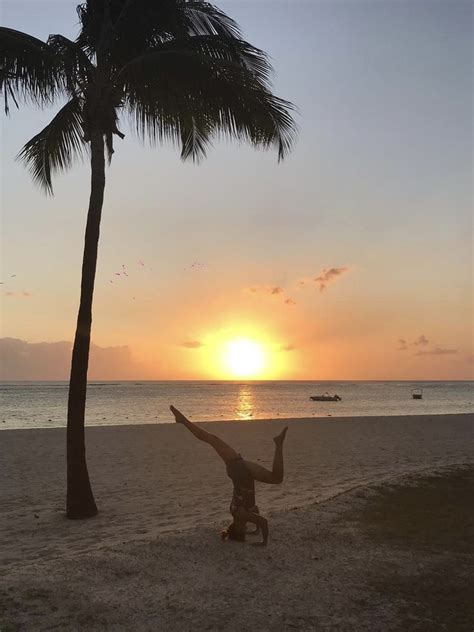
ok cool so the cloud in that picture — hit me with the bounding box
[314,266,349,292]
[245,285,293,306]
[0,337,145,380]
[412,335,429,347]
[182,340,204,349]
[246,265,350,301]
[280,344,296,352]
[397,334,430,351]
[415,347,458,356]
[397,334,458,357]
[297,266,349,292]
[246,285,284,296]
[4,290,32,298]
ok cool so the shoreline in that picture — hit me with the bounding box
[1,410,473,432]
[2,413,473,574]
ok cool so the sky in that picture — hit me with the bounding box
[0,0,472,380]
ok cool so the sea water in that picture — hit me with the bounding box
[1,381,472,429]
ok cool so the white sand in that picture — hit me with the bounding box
[1,413,472,575]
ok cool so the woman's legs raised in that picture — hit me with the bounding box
[170,405,238,464]
[271,426,287,483]
[244,426,288,484]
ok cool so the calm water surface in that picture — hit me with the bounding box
[1,381,472,429]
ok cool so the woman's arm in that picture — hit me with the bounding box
[238,508,268,545]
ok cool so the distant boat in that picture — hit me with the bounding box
[310,392,342,402]
[412,388,423,400]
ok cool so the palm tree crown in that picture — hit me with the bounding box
[1,0,296,193]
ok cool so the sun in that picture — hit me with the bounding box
[222,338,267,378]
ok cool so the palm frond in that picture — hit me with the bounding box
[17,97,87,194]
[117,35,273,86]
[181,2,241,38]
[121,45,297,161]
[179,112,214,162]
[47,35,94,92]
[0,27,63,113]
[76,0,241,66]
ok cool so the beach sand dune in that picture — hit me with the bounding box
[1,414,472,573]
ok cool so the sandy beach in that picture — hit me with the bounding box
[1,413,473,630]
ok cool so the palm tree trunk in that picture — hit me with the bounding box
[66,128,105,519]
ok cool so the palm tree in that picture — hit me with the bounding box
[0,0,296,519]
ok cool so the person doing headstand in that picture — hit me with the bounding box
[170,405,287,546]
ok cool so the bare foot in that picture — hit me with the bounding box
[170,405,186,424]
[273,426,288,446]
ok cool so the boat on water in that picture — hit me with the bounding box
[310,392,342,402]
[412,388,423,400]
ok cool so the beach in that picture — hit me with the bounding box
[1,413,473,630]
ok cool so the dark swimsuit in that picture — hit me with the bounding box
[226,455,256,515]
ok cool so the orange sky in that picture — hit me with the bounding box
[1,0,473,381]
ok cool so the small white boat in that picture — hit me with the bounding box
[412,388,423,400]
[310,392,341,402]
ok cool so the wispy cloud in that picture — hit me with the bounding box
[246,285,284,296]
[4,290,32,298]
[415,347,458,356]
[397,334,430,351]
[245,285,296,306]
[314,266,349,292]
[412,335,429,347]
[246,264,350,304]
[298,266,349,292]
[182,340,204,349]
[397,334,457,357]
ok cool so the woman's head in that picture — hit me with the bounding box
[221,521,246,542]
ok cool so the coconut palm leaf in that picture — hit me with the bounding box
[76,0,241,65]
[117,35,273,84]
[179,117,212,162]
[17,97,87,194]
[120,45,296,160]
[0,27,63,113]
[181,1,241,38]
[47,34,94,93]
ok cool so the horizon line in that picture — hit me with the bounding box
[1,379,473,384]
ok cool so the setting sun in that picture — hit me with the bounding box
[222,338,267,378]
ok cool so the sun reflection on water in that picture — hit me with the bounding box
[235,385,255,420]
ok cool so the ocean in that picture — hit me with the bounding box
[1,380,472,430]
